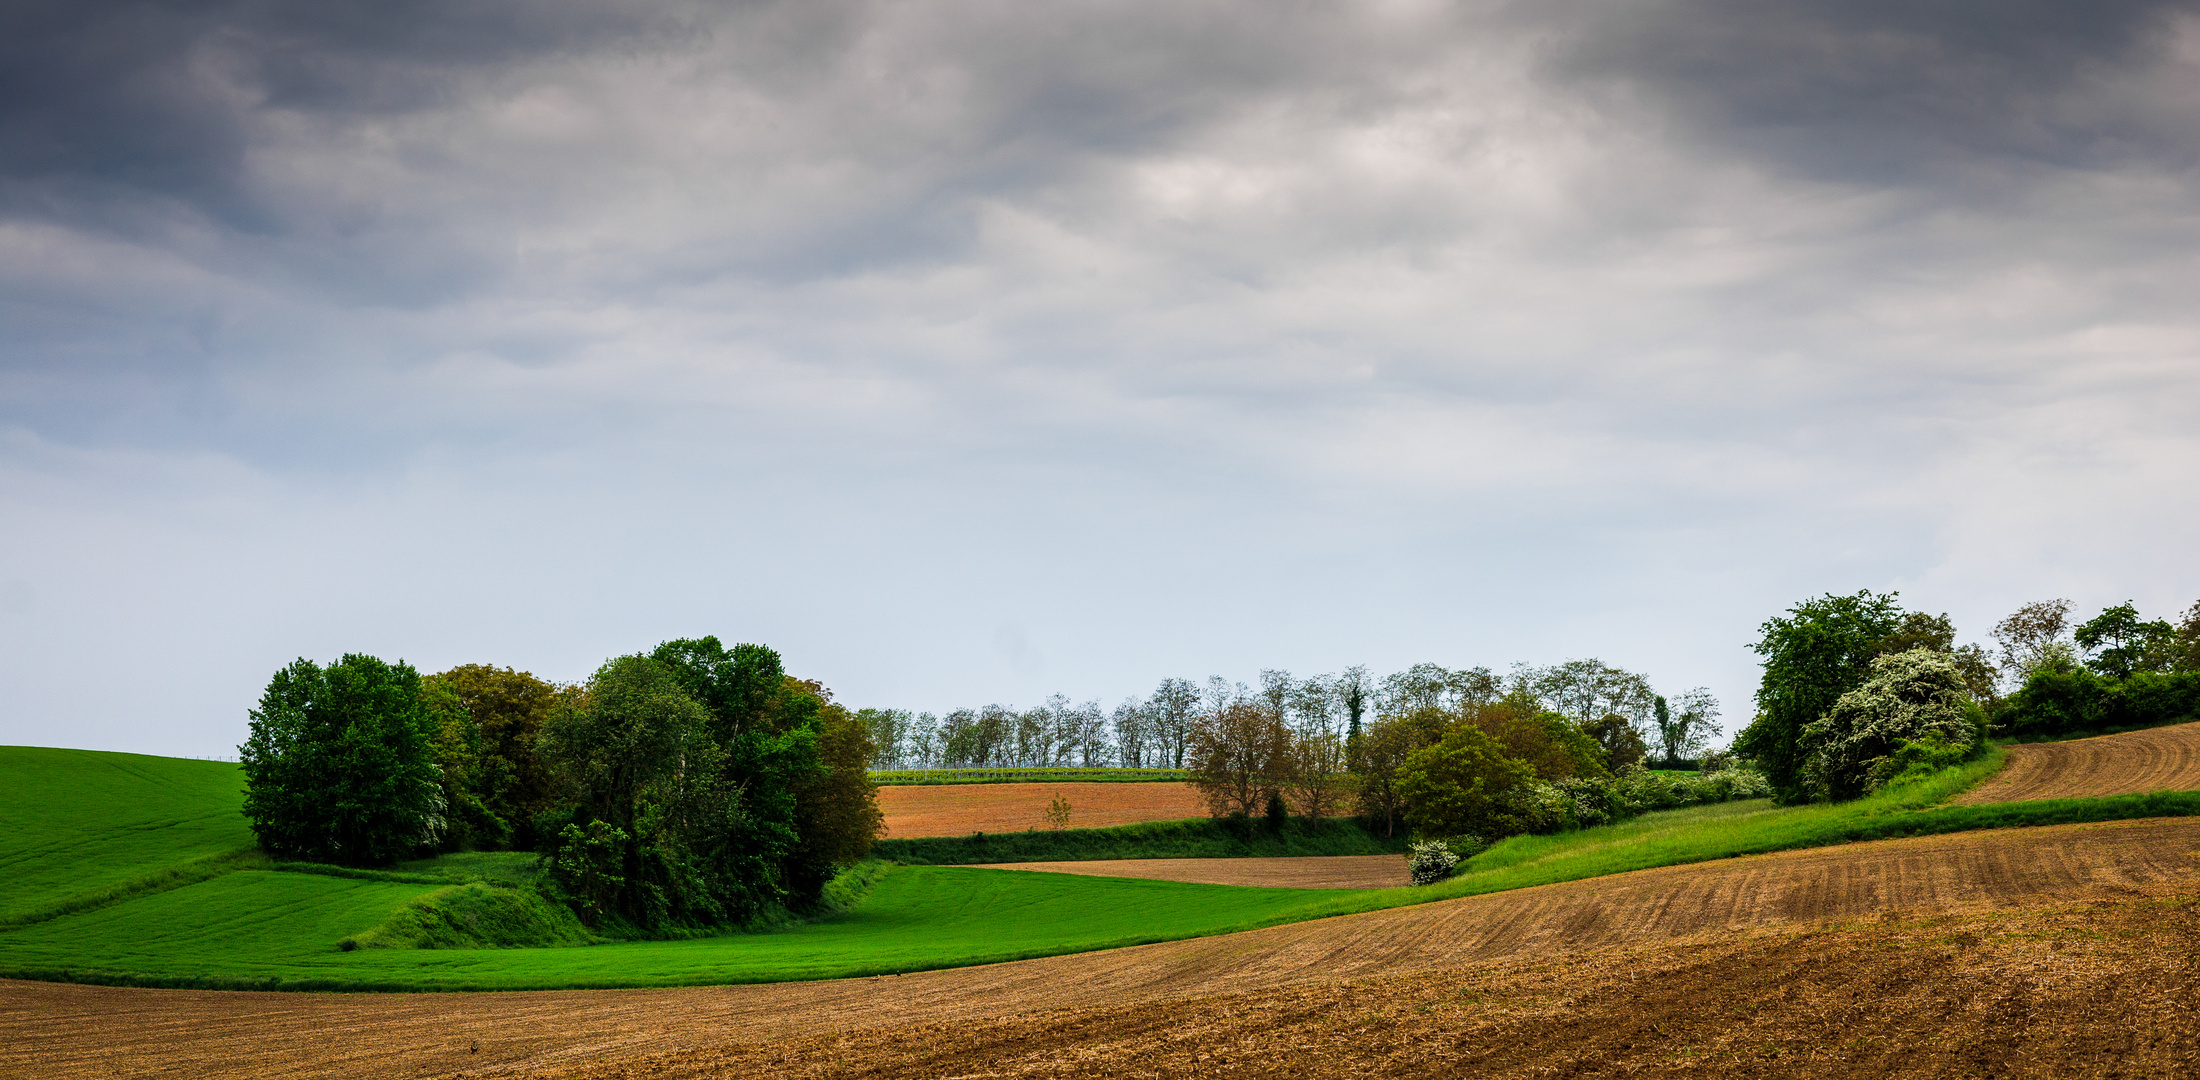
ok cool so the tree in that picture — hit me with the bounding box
[1800,648,1982,800]
[1335,665,1372,744]
[1734,590,1906,802]
[1993,599,2073,686]
[426,664,562,850]
[1876,612,1999,703]
[1470,702,1609,780]
[1112,698,1151,768]
[1394,725,1537,840]
[1188,700,1290,818]
[1349,714,1419,837]
[537,654,727,928]
[240,655,447,866]
[2075,602,2180,680]
[1652,688,1722,766]
[1291,673,1337,738]
[787,685,884,899]
[1528,659,1656,763]
[1150,679,1201,769]
[1282,729,1350,819]
[1379,663,1501,716]
[420,676,504,852]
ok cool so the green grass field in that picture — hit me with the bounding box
[9,741,2200,992]
[0,747,255,924]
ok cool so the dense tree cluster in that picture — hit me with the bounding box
[1733,591,2200,805]
[239,638,881,933]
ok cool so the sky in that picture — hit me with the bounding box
[4,0,2199,758]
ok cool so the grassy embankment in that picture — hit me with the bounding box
[10,741,2200,992]
[870,767,1189,785]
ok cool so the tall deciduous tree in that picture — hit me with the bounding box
[1734,590,1906,803]
[240,654,447,866]
[1335,665,1372,744]
[1188,700,1290,818]
[426,663,561,849]
[1652,688,1722,766]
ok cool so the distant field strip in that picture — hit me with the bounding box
[879,781,1205,837]
[1959,720,2200,804]
[970,854,1410,889]
[9,816,2200,1080]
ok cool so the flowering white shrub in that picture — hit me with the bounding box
[1407,839,1460,885]
[1800,647,1982,800]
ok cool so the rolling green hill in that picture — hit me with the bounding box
[0,747,254,922]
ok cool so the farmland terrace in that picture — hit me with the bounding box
[5,721,2200,1078]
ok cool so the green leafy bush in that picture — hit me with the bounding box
[1395,725,1537,839]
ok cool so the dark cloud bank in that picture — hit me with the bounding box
[2,0,2197,754]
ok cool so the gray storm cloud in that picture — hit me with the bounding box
[2,0,2197,755]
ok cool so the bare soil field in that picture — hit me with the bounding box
[8,816,2200,1079]
[1958,720,2200,804]
[878,781,1204,838]
[967,853,1410,889]
[516,891,2200,1079]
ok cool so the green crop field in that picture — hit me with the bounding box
[7,742,2200,993]
[0,747,255,923]
[0,857,1360,991]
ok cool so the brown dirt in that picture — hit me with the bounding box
[1958,720,2200,804]
[967,854,1410,889]
[878,782,1205,838]
[512,893,2200,1079]
[9,816,2200,1079]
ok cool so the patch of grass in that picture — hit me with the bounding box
[0,863,1361,991]
[352,882,592,950]
[0,747,253,918]
[870,767,1190,785]
[876,815,1409,864]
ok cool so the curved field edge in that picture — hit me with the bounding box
[24,746,2200,994]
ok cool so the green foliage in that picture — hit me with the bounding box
[1999,665,2200,740]
[1799,648,1984,801]
[1735,590,1907,802]
[1395,724,1537,839]
[352,882,592,949]
[2074,602,2182,680]
[873,815,1407,865]
[425,664,563,850]
[239,655,446,866]
[538,654,733,929]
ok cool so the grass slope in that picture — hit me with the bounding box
[876,815,1408,864]
[0,864,1360,991]
[0,747,253,921]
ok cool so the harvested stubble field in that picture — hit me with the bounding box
[10,816,2200,1079]
[969,853,1410,889]
[878,781,1205,838]
[1959,720,2200,804]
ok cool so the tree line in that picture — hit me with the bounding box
[1734,592,2200,805]
[857,661,1724,775]
[238,637,881,933]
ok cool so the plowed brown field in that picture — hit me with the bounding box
[9,817,2200,1079]
[878,782,1204,838]
[969,853,1409,889]
[1957,720,2200,804]
[508,891,2200,1079]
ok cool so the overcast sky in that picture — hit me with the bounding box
[5,0,2199,757]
